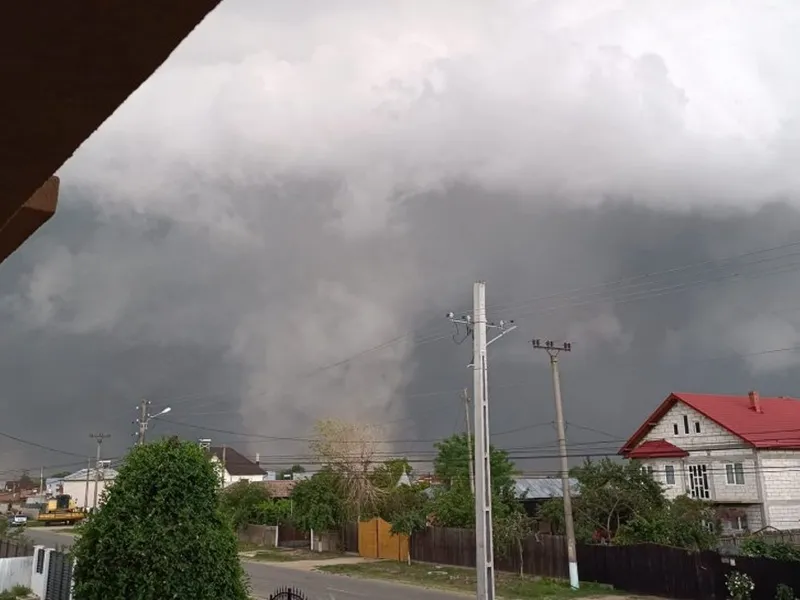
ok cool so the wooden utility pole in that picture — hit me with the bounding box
[90,433,111,510]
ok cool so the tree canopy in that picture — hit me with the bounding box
[539,458,718,550]
[71,437,249,600]
[219,480,272,529]
[433,433,516,496]
[291,468,346,532]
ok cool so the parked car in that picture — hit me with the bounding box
[7,513,27,527]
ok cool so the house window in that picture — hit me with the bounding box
[683,415,690,434]
[665,465,675,485]
[688,464,711,499]
[694,422,701,433]
[642,466,654,478]
[673,423,679,435]
[726,463,745,485]
[731,514,748,532]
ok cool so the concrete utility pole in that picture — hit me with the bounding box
[135,399,172,445]
[84,457,91,509]
[532,339,578,590]
[447,282,515,600]
[90,433,110,510]
[461,388,475,496]
[39,466,44,495]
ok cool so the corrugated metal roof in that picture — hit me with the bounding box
[63,468,118,481]
[513,477,579,499]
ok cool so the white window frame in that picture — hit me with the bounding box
[664,465,675,485]
[732,514,748,532]
[726,463,745,485]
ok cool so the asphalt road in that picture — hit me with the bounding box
[27,529,461,600]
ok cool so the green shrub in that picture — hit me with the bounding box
[71,438,249,600]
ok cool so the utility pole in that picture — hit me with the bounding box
[137,399,148,445]
[532,339,578,590]
[84,457,91,509]
[461,388,475,495]
[447,282,515,600]
[90,433,110,510]
[39,466,44,495]
[134,399,172,445]
[221,444,227,488]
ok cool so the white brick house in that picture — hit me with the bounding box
[620,391,800,534]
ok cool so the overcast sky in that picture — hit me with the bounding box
[3,0,800,478]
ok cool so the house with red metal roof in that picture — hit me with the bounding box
[620,390,800,533]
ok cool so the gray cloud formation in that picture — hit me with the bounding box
[1,0,800,476]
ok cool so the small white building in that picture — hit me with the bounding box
[620,391,800,534]
[207,446,265,487]
[60,467,118,510]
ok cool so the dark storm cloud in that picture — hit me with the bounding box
[2,0,800,475]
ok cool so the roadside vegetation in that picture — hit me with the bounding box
[318,562,618,599]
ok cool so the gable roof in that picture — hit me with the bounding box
[209,447,265,476]
[621,392,800,454]
[63,468,118,481]
[628,439,689,459]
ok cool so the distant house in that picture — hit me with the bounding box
[620,390,800,534]
[208,446,265,487]
[60,467,118,510]
[514,477,579,532]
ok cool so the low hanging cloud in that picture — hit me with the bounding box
[2,0,800,469]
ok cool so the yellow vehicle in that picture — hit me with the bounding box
[37,494,86,526]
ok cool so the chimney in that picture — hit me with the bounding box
[748,390,763,414]
[255,453,260,466]
[198,438,211,451]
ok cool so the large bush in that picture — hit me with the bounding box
[71,437,249,600]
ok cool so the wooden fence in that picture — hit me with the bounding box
[277,523,309,548]
[0,538,33,558]
[408,526,800,600]
[410,527,567,577]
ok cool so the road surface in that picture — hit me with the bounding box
[27,529,462,599]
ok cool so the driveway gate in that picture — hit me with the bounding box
[44,549,73,600]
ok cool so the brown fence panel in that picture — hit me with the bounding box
[342,522,358,553]
[278,523,309,548]
[411,526,476,567]
[577,544,722,600]
[0,538,33,558]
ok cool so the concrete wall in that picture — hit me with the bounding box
[642,402,741,450]
[0,556,32,592]
[238,524,278,548]
[62,479,113,510]
[758,451,800,529]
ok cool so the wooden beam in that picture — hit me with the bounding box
[0,176,59,265]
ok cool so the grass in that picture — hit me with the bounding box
[318,561,620,599]
[0,584,32,599]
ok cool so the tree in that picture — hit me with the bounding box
[309,419,383,519]
[382,484,430,565]
[429,480,475,528]
[16,472,34,490]
[71,437,248,600]
[433,433,516,497]
[494,508,536,576]
[615,495,719,550]
[291,469,346,533]
[277,464,306,480]
[371,458,413,490]
[538,458,666,542]
[219,481,272,530]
